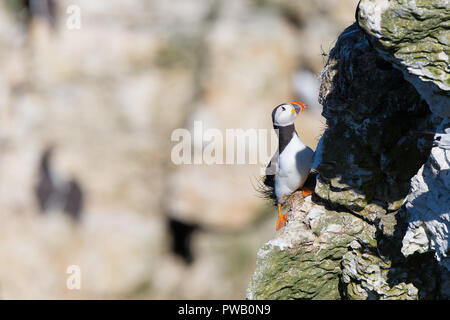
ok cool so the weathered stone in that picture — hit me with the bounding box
[402,118,450,261]
[316,22,438,219]
[342,250,418,300]
[358,0,450,117]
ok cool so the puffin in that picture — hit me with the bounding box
[263,101,314,230]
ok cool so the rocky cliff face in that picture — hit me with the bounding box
[358,0,449,117]
[248,0,449,300]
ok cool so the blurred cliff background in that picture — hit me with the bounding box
[0,0,358,299]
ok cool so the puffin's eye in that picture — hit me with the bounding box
[281,106,286,111]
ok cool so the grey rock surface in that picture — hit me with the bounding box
[0,0,361,299]
[357,0,450,117]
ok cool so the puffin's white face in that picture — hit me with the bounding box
[272,102,305,126]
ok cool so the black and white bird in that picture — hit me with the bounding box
[263,101,314,230]
[35,147,84,221]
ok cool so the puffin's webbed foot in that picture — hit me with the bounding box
[301,186,313,197]
[276,203,288,230]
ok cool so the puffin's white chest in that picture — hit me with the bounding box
[275,133,313,203]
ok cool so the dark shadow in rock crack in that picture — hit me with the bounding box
[5,0,58,28]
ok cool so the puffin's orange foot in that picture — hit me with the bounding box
[301,186,313,197]
[276,213,288,230]
[276,203,289,230]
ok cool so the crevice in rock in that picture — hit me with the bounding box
[34,146,84,221]
[337,273,346,300]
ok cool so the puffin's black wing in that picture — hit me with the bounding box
[253,153,277,204]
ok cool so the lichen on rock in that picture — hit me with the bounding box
[357,0,450,117]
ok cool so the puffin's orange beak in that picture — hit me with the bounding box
[291,101,306,113]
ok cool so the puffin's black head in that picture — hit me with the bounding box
[271,101,306,127]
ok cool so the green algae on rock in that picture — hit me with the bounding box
[316,22,437,219]
[247,196,376,300]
